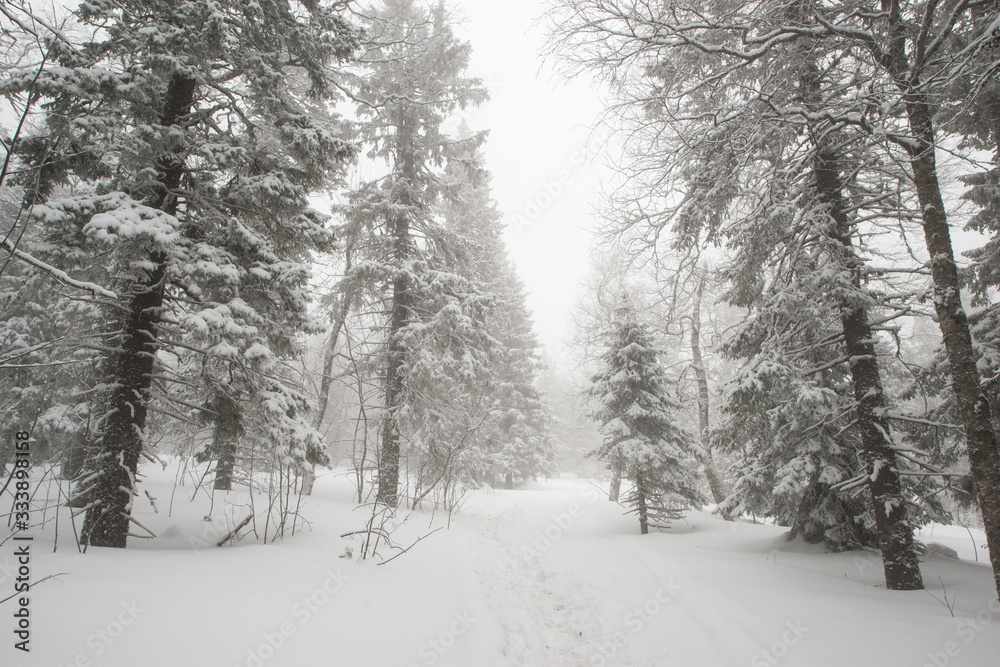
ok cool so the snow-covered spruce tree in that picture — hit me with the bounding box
[3,0,358,548]
[588,302,705,534]
[0,17,107,478]
[436,144,555,491]
[485,274,555,490]
[717,287,881,550]
[332,0,488,506]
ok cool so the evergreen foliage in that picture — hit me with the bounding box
[588,302,704,533]
[1,0,359,546]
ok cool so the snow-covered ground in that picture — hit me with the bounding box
[5,463,1000,666]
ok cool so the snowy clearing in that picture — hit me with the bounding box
[5,462,1000,667]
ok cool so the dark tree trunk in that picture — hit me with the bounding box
[902,96,1000,599]
[792,31,923,588]
[80,74,195,549]
[214,442,237,491]
[636,474,649,535]
[61,431,90,480]
[80,259,168,547]
[504,471,513,490]
[689,272,730,516]
[813,137,923,591]
[209,390,243,492]
[377,221,408,506]
[377,111,416,507]
[867,0,1000,596]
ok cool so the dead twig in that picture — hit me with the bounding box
[377,527,443,566]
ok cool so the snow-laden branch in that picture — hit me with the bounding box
[0,237,119,299]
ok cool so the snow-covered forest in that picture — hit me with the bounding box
[2,0,1000,665]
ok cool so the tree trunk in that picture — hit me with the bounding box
[61,431,90,480]
[812,131,923,591]
[902,95,1000,599]
[80,74,196,549]
[214,442,237,491]
[871,0,1000,595]
[314,244,356,436]
[377,110,416,507]
[306,251,355,498]
[301,467,316,495]
[636,474,648,535]
[504,471,513,490]
[377,209,409,507]
[689,272,730,516]
[80,260,168,548]
[790,27,924,588]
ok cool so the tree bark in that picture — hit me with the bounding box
[61,431,89,480]
[865,0,1000,598]
[636,474,649,535]
[306,249,355,497]
[301,468,316,495]
[810,117,923,591]
[314,245,356,434]
[689,272,730,516]
[214,442,237,491]
[80,74,195,548]
[377,110,416,507]
[784,18,925,587]
[903,96,1000,599]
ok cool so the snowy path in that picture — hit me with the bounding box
[468,491,614,666]
[9,470,1000,667]
[453,478,1000,667]
[456,480,779,666]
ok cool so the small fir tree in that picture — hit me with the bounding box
[588,301,705,533]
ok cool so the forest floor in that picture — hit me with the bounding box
[5,461,1000,666]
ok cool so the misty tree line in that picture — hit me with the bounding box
[551,0,1000,599]
[0,0,553,549]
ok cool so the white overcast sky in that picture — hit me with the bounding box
[451,0,610,353]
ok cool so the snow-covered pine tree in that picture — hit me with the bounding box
[486,274,555,489]
[329,0,488,506]
[437,143,555,490]
[588,301,705,533]
[3,0,359,547]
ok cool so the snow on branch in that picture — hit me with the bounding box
[0,237,118,299]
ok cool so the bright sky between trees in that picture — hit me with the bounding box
[454,0,609,354]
